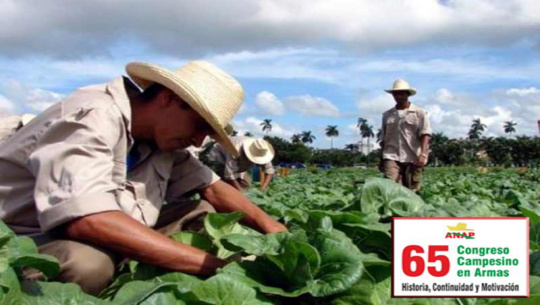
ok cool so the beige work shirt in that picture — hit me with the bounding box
[209,136,275,180]
[0,77,219,235]
[381,103,432,163]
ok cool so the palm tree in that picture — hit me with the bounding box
[325,125,339,149]
[503,121,517,136]
[301,131,316,145]
[345,143,358,151]
[361,125,375,155]
[376,128,383,144]
[357,118,367,152]
[291,134,302,144]
[468,118,487,140]
[260,119,272,135]
[244,132,253,137]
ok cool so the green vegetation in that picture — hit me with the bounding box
[1,168,539,304]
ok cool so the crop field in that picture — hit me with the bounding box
[1,167,539,304]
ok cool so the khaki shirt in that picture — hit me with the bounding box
[209,136,275,180]
[381,103,432,163]
[0,116,23,142]
[0,77,219,235]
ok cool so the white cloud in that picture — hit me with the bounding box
[1,80,64,112]
[254,91,284,115]
[1,1,539,58]
[421,87,540,138]
[355,94,395,123]
[285,95,340,117]
[0,95,14,111]
[232,116,296,138]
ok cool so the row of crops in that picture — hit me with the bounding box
[1,167,539,304]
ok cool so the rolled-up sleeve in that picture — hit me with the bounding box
[165,150,220,201]
[418,109,432,137]
[28,107,123,231]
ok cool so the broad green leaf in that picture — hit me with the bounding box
[113,281,178,304]
[219,261,309,297]
[204,212,262,259]
[307,228,363,297]
[21,281,107,304]
[0,267,22,305]
[12,254,60,278]
[188,274,273,305]
[330,265,391,305]
[221,231,291,256]
[360,178,425,218]
[171,231,214,252]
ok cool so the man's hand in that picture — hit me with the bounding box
[259,173,273,191]
[64,211,227,276]
[414,154,428,167]
[202,180,287,234]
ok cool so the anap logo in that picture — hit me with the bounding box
[445,222,475,239]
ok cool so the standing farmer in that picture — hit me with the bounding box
[380,79,431,191]
[0,61,286,295]
[209,136,275,191]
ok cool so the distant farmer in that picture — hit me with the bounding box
[209,136,275,191]
[380,79,432,191]
[0,61,286,295]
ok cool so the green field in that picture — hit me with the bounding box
[1,167,539,304]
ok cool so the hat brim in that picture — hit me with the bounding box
[385,89,416,96]
[242,138,275,165]
[126,62,239,158]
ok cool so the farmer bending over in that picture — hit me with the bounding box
[208,136,275,191]
[0,61,286,295]
[379,79,432,191]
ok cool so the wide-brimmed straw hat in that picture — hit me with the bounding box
[242,138,275,165]
[126,61,244,157]
[385,79,416,96]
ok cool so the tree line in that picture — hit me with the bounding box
[229,118,539,167]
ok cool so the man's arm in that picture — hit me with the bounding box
[260,173,273,191]
[64,211,226,275]
[201,180,287,233]
[414,134,430,167]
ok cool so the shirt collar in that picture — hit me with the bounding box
[106,76,137,147]
[393,102,417,113]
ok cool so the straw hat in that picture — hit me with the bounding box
[385,79,416,96]
[20,114,36,126]
[126,61,244,157]
[242,138,275,165]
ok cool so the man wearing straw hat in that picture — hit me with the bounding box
[209,136,276,191]
[379,79,432,191]
[0,61,286,294]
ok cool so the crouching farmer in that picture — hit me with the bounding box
[0,61,287,295]
[209,136,275,191]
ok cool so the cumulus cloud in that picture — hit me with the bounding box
[422,87,540,138]
[285,95,340,117]
[1,1,539,58]
[356,94,395,118]
[232,116,296,138]
[254,91,284,115]
[0,95,14,111]
[1,80,64,112]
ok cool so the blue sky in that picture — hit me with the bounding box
[1,0,539,149]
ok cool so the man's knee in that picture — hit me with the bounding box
[30,240,116,295]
